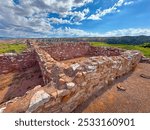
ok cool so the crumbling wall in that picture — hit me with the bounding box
[0,50,37,74]
[35,43,123,85]
[88,46,121,56]
[40,42,122,61]
[41,42,90,61]
[0,45,142,112]
[35,47,58,85]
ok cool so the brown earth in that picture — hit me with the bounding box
[74,63,150,113]
[0,64,44,104]
[60,56,89,65]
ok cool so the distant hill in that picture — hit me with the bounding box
[1,36,150,45]
[0,37,12,40]
[91,36,150,45]
[36,36,150,45]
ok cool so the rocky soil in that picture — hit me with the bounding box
[74,63,150,113]
[0,65,44,104]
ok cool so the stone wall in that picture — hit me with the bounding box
[41,42,90,61]
[0,42,142,113]
[40,42,122,61]
[0,50,37,74]
[35,47,58,85]
[88,46,121,56]
[35,43,123,85]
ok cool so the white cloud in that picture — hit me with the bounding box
[49,8,90,25]
[1,26,150,38]
[48,28,150,37]
[71,8,90,21]
[103,28,150,36]
[0,0,146,38]
[124,1,134,5]
[46,28,150,37]
[115,0,125,7]
[48,18,81,25]
[88,0,125,20]
[49,27,101,37]
[0,0,93,36]
[0,0,52,35]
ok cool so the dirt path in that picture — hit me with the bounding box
[74,63,150,113]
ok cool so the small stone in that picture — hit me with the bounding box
[71,63,80,71]
[26,90,50,113]
[98,61,105,65]
[59,75,72,82]
[82,72,87,76]
[59,78,66,85]
[66,82,75,89]
[76,72,83,78]
[117,83,126,91]
[59,73,65,77]
[33,85,41,90]
[51,91,58,98]
[0,107,6,113]
[87,65,97,72]
[140,74,150,79]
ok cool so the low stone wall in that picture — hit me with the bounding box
[40,42,122,61]
[88,46,121,56]
[35,43,124,85]
[41,42,90,61]
[35,47,58,85]
[0,50,37,74]
[0,43,141,112]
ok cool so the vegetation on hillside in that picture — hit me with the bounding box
[0,43,27,54]
[91,42,150,58]
[140,43,150,48]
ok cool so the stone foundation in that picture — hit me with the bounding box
[0,42,142,113]
[0,50,37,74]
[39,42,121,61]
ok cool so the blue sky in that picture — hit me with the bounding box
[0,0,150,37]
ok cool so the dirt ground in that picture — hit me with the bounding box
[74,63,150,113]
[0,65,44,104]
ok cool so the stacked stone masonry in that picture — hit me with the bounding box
[0,50,37,74]
[0,42,142,113]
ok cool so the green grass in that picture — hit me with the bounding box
[0,43,27,54]
[91,42,150,58]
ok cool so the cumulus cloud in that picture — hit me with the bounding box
[0,0,147,38]
[0,0,93,37]
[0,0,52,35]
[88,0,125,20]
[49,8,90,25]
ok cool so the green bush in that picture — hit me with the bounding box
[140,43,150,48]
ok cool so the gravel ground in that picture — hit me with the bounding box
[74,63,150,113]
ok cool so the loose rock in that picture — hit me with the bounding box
[26,90,50,113]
